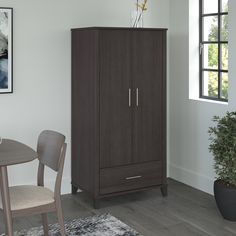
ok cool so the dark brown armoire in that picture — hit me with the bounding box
[71,27,167,207]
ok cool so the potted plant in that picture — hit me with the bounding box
[209,111,236,221]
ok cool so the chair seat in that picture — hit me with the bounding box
[0,185,54,211]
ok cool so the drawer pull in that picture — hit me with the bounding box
[125,175,142,180]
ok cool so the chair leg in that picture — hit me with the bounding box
[41,213,49,236]
[55,199,66,236]
[0,167,13,236]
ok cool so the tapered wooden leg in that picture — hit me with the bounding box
[41,213,49,236]
[0,166,13,236]
[55,198,66,236]
[71,185,78,195]
[161,184,168,197]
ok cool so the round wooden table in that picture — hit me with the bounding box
[0,139,38,236]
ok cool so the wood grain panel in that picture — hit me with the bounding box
[131,30,165,164]
[71,29,99,196]
[99,30,132,168]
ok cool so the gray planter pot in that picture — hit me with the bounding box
[214,180,236,221]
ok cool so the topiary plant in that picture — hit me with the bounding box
[209,111,236,187]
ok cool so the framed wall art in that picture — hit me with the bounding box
[0,7,12,94]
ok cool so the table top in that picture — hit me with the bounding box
[0,139,38,166]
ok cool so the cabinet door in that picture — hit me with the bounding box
[132,30,166,163]
[100,30,132,168]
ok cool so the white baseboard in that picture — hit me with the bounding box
[12,165,214,196]
[168,163,214,195]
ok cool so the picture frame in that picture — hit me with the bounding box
[0,7,13,94]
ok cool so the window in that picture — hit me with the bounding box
[200,0,228,101]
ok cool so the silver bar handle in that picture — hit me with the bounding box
[125,175,142,180]
[129,88,131,107]
[136,88,139,107]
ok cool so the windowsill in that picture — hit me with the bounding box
[189,97,228,105]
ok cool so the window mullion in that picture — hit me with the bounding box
[218,0,222,99]
[199,0,203,98]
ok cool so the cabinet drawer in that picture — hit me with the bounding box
[100,161,162,195]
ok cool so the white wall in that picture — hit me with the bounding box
[169,0,236,194]
[0,0,170,194]
[3,0,232,197]
[3,0,234,197]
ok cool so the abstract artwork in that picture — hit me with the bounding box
[0,8,12,94]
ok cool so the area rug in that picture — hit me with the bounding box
[0,213,141,236]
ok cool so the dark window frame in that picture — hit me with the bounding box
[199,0,228,102]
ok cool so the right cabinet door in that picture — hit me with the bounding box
[132,30,165,164]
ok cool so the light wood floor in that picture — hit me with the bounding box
[0,179,236,236]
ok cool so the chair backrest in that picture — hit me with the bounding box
[37,130,67,197]
[37,130,65,172]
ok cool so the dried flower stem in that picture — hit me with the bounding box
[133,0,148,27]
[133,0,139,27]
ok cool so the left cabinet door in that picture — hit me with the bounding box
[99,30,133,168]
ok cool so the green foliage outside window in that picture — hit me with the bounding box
[205,4,228,99]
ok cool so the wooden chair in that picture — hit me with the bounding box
[0,130,67,236]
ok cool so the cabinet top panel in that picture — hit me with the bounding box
[71,27,168,31]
